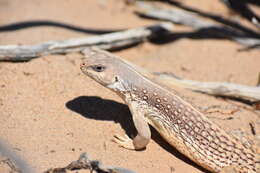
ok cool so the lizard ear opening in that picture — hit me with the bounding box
[91,65,106,72]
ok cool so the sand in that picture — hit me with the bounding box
[0,0,259,173]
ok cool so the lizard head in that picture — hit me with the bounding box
[80,47,128,92]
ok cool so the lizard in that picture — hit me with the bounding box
[80,47,257,173]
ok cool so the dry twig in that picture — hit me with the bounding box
[0,23,172,61]
[154,72,260,103]
[136,2,260,48]
[44,152,136,173]
[221,0,260,28]
[0,158,22,173]
[0,141,34,173]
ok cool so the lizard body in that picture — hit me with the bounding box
[80,47,257,173]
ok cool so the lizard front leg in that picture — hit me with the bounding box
[113,101,151,150]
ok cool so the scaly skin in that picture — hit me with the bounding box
[80,47,257,173]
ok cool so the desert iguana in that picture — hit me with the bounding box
[80,47,257,173]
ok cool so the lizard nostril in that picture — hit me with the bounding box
[80,63,86,67]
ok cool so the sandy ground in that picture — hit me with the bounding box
[0,0,260,173]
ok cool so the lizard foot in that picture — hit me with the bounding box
[112,134,135,150]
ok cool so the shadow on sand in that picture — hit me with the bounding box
[66,96,211,173]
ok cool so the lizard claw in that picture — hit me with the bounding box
[114,134,131,141]
[112,134,135,150]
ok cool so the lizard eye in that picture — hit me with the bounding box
[91,65,106,72]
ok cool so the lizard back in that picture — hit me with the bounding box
[129,81,256,173]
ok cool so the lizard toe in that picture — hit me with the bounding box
[112,134,135,150]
